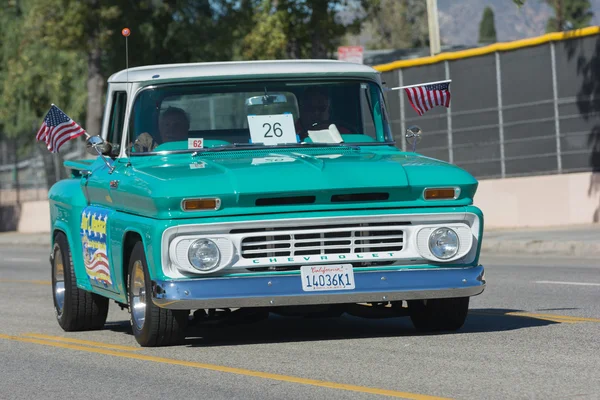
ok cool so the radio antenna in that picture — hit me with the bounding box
[122,28,130,81]
[121,27,132,162]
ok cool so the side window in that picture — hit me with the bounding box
[107,91,127,150]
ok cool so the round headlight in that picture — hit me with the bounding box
[188,239,221,271]
[428,228,459,260]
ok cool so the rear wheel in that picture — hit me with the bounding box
[127,241,188,347]
[52,232,109,331]
[408,297,469,332]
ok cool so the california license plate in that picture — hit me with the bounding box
[300,264,355,292]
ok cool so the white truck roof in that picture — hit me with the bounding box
[107,59,381,84]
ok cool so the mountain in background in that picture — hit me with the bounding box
[438,0,600,46]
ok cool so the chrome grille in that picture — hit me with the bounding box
[238,223,405,259]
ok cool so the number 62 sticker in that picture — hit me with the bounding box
[247,114,297,145]
[188,138,204,149]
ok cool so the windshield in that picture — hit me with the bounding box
[127,79,393,154]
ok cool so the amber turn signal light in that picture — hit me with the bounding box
[182,198,221,211]
[424,188,458,200]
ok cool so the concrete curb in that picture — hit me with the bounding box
[481,239,600,257]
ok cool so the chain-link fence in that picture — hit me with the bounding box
[380,30,600,179]
[0,136,83,207]
[0,139,46,206]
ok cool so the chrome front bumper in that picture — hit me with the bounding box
[151,265,485,310]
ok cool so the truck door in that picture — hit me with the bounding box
[79,83,128,293]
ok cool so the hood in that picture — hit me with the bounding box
[110,147,478,218]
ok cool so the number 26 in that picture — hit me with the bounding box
[263,122,283,138]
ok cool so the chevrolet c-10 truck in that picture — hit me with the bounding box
[48,60,485,346]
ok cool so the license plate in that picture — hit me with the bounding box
[300,264,355,292]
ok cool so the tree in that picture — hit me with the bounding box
[0,0,87,141]
[1,1,246,144]
[242,0,369,59]
[1,0,253,188]
[478,6,497,44]
[544,0,593,32]
[357,0,428,50]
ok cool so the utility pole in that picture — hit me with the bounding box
[426,0,441,56]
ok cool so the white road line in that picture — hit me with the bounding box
[6,258,43,263]
[535,280,600,287]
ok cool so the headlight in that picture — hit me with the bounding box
[188,239,221,271]
[428,227,459,260]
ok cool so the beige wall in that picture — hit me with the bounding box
[474,172,600,228]
[10,171,600,232]
[17,200,51,233]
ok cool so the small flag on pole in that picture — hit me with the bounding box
[404,81,451,116]
[36,104,87,153]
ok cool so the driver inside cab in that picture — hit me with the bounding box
[133,106,190,152]
[295,87,350,141]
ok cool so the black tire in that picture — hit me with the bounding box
[408,297,469,332]
[127,241,188,347]
[51,232,109,331]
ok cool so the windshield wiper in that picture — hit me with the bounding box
[188,141,396,156]
[231,142,357,148]
[191,142,353,152]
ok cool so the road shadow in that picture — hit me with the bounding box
[103,320,132,334]
[102,307,569,347]
[165,307,562,348]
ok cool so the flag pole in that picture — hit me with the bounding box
[386,79,451,91]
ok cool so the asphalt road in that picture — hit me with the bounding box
[1,245,599,400]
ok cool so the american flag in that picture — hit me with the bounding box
[86,251,110,276]
[404,82,451,116]
[36,105,87,153]
[84,250,112,284]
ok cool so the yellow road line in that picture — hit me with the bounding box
[470,312,577,324]
[504,312,600,323]
[471,311,600,324]
[22,333,141,352]
[0,279,50,285]
[0,333,450,400]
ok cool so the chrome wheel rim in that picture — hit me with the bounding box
[131,260,146,330]
[53,248,65,315]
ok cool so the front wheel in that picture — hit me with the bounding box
[408,297,470,332]
[52,232,109,331]
[127,241,188,347]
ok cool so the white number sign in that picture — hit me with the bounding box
[247,114,298,145]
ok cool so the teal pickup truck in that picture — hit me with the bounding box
[49,60,485,346]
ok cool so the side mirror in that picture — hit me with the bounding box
[405,125,422,152]
[86,135,112,156]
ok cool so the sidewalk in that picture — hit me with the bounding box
[0,232,50,247]
[481,224,600,257]
[1,224,599,257]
